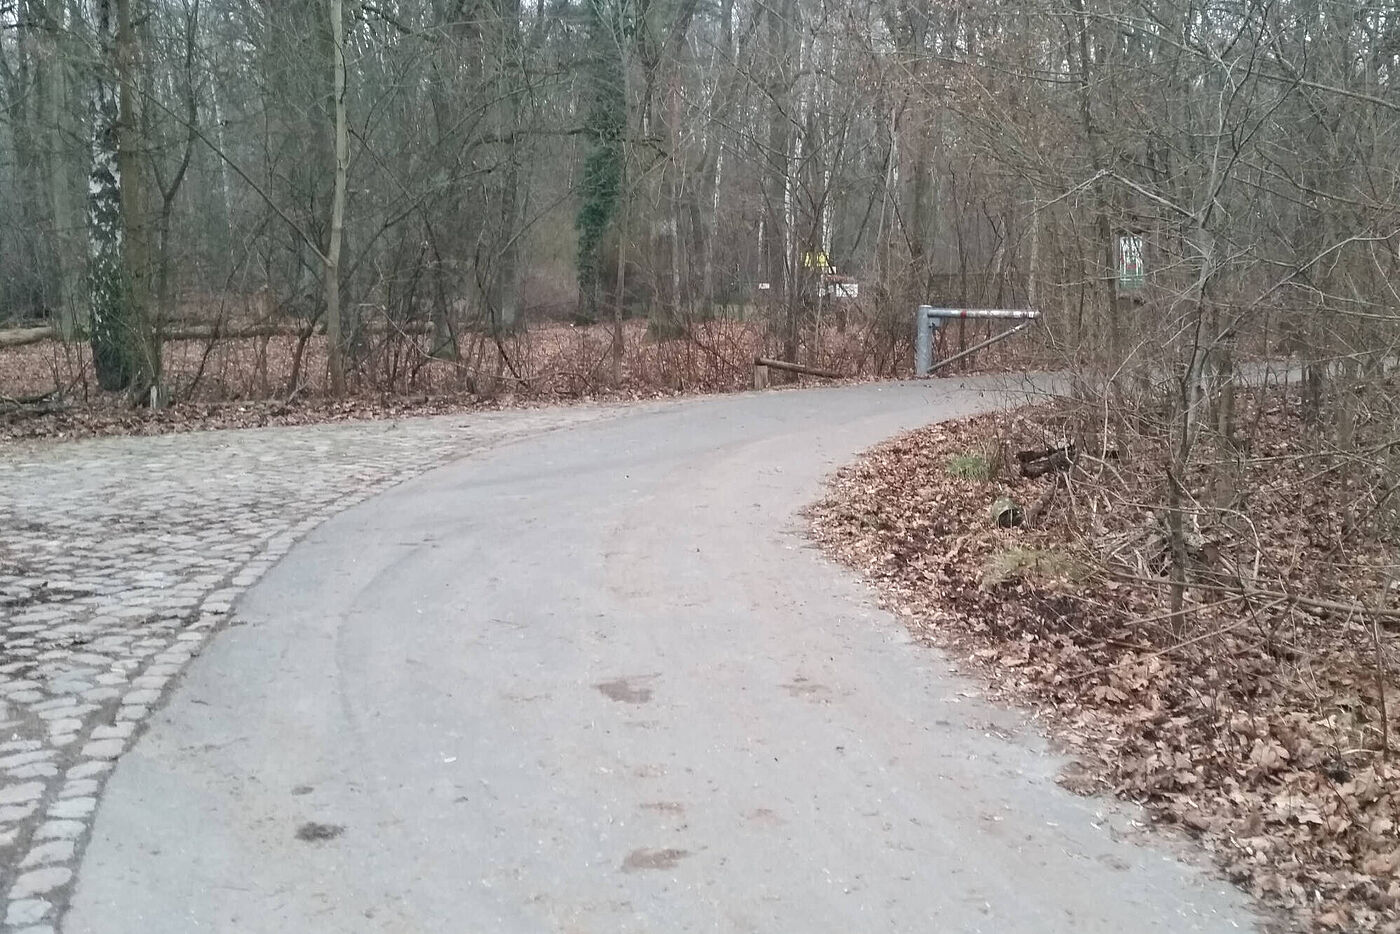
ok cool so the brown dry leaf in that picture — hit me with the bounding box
[1250,739,1291,772]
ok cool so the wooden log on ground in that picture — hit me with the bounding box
[165,321,435,341]
[1017,445,1076,478]
[753,356,841,380]
[0,320,435,348]
[0,326,55,349]
[0,388,67,419]
[1,389,58,407]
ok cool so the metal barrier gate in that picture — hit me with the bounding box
[914,306,1041,377]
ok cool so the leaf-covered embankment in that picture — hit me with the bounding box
[811,396,1399,933]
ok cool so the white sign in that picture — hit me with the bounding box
[1117,235,1145,289]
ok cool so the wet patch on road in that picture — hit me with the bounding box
[294,821,344,843]
[595,676,656,704]
[746,808,785,826]
[781,676,830,700]
[622,848,690,872]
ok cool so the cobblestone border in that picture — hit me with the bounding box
[1,407,612,931]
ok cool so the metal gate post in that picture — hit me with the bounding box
[914,305,935,377]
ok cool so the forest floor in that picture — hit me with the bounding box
[0,319,1042,443]
[810,395,1400,933]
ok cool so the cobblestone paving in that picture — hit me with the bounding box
[0,405,614,932]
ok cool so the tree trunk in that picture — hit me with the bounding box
[89,0,154,394]
[116,0,157,392]
[762,0,795,356]
[488,0,524,335]
[7,5,47,323]
[325,0,348,394]
[575,0,624,324]
[38,0,84,340]
[1026,189,1041,310]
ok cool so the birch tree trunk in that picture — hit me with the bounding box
[88,2,126,389]
[89,0,155,394]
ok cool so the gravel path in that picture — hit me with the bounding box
[0,404,615,931]
[53,380,1258,934]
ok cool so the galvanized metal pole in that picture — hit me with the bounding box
[915,305,934,377]
[924,308,1041,321]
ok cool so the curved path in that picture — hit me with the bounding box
[64,381,1256,933]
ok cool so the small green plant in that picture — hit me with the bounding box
[979,546,1087,589]
[945,451,992,481]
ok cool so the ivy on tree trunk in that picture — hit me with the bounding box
[575,0,624,322]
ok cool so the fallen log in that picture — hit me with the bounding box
[1,389,58,407]
[163,321,434,341]
[753,356,841,380]
[0,320,435,348]
[0,326,54,349]
[1017,445,1076,478]
[0,388,67,420]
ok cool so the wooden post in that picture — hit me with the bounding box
[752,363,770,390]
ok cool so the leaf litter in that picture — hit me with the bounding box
[810,396,1399,933]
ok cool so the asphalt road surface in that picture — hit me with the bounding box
[65,380,1258,933]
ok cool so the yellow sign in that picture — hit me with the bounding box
[802,250,831,271]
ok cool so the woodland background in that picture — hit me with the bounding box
[0,0,1390,410]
